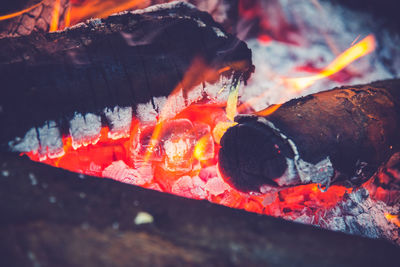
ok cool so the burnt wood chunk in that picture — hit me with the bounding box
[218,79,400,193]
[0,151,399,266]
[0,2,253,149]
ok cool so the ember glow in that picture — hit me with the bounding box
[385,214,400,228]
[22,104,353,216]
[50,0,62,32]
[69,0,153,26]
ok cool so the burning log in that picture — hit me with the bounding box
[0,2,253,151]
[0,0,70,37]
[0,151,399,266]
[218,79,400,193]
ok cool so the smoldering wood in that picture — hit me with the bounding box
[0,0,70,37]
[0,2,253,149]
[0,151,398,267]
[218,79,400,193]
[72,0,239,32]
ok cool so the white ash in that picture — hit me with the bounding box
[320,188,399,244]
[273,158,298,187]
[9,127,40,153]
[37,121,64,159]
[136,97,162,123]
[69,112,102,149]
[115,1,227,39]
[203,77,234,102]
[296,157,334,188]
[136,78,232,123]
[103,106,132,139]
[10,121,65,159]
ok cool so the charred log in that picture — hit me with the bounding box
[218,79,400,193]
[0,0,70,37]
[0,2,253,149]
[0,151,399,266]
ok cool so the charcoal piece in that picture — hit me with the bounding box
[218,79,400,193]
[0,151,399,266]
[0,2,253,149]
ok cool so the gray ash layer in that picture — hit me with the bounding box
[321,188,399,244]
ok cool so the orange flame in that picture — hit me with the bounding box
[193,134,213,161]
[284,34,376,91]
[254,103,282,117]
[0,1,45,21]
[385,213,400,227]
[64,4,71,28]
[69,0,154,25]
[50,0,62,32]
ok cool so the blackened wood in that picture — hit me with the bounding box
[0,0,70,37]
[0,2,253,148]
[0,151,398,267]
[219,79,400,192]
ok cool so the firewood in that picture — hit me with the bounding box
[218,79,400,193]
[0,2,253,149]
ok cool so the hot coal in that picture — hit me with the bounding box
[219,79,400,194]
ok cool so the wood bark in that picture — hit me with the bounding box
[218,79,400,193]
[0,151,399,266]
[0,2,253,149]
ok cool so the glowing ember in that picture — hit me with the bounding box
[69,0,151,26]
[50,0,62,32]
[22,104,352,219]
[385,213,400,228]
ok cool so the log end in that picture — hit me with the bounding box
[218,117,294,193]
